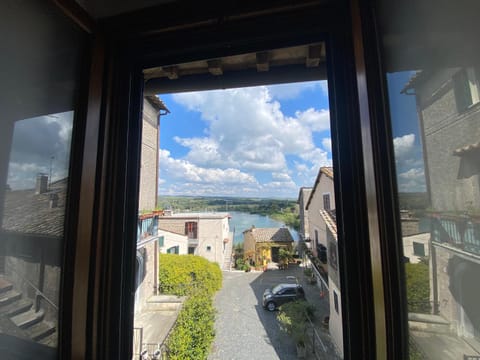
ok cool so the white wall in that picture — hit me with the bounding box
[159,229,188,255]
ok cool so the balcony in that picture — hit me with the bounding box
[430,212,480,255]
[138,213,159,244]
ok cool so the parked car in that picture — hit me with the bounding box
[262,283,305,311]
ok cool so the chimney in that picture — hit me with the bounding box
[35,174,48,194]
[49,193,59,209]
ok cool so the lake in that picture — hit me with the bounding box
[228,211,299,244]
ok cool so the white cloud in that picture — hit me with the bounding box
[172,86,330,175]
[299,148,330,168]
[393,134,426,192]
[322,138,332,152]
[294,108,330,132]
[398,168,426,192]
[393,134,415,159]
[159,149,257,185]
[266,81,328,100]
[272,172,292,181]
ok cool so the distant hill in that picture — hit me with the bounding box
[156,195,300,230]
[398,192,428,210]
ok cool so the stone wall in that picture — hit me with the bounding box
[135,240,157,314]
[431,245,480,337]
[307,174,335,255]
[418,70,480,212]
[138,98,159,212]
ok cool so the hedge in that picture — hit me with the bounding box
[158,254,222,296]
[405,261,431,313]
[159,254,222,359]
[166,288,215,360]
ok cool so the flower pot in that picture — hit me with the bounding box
[296,343,307,359]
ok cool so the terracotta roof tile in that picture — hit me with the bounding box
[243,227,293,243]
[319,209,337,240]
[2,179,67,238]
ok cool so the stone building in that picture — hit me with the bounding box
[297,187,312,253]
[0,175,66,347]
[405,69,480,340]
[157,212,232,267]
[134,96,169,314]
[243,226,293,266]
[306,167,334,257]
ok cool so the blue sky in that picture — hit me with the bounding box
[158,81,331,199]
[386,71,426,192]
[157,75,426,199]
[4,74,425,196]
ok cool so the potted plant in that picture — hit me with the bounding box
[291,322,307,358]
[277,301,314,359]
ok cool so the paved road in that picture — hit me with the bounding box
[209,265,340,360]
[209,269,298,360]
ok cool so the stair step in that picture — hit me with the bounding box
[0,278,13,294]
[11,309,44,328]
[0,290,21,306]
[37,332,58,348]
[26,321,56,341]
[409,320,453,334]
[0,298,33,317]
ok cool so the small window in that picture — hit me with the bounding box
[206,245,211,251]
[413,242,425,257]
[167,246,179,254]
[323,193,331,210]
[158,236,164,247]
[188,247,195,255]
[453,68,480,112]
[185,221,198,238]
[334,291,339,314]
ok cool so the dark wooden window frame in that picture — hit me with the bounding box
[53,1,408,359]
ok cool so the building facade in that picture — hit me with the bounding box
[243,226,293,266]
[306,167,335,257]
[297,187,312,253]
[157,212,231,266]
[406,68,480,340]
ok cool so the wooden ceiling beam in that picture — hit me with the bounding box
[306,44,323,68]
[207,59,223,76]
[256,52,270,72]
[163,66,179,80]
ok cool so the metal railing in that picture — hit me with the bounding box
[430,214,480,255]
[306,313,327,356]
[6,262,58,312]
[138,215,159,242]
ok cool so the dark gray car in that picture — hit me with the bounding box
[262,283,305,311]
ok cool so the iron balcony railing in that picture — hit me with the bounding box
[138,214,159,243]
[430,213,480,255]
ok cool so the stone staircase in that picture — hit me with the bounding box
[408,313,453,335]
[0,277,56,347]
[222,237,234,271]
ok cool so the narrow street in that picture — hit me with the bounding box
[209,265,339,360]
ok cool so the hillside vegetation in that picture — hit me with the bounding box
[157,196,300,230]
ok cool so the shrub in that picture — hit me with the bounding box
[167,288,215,360]
[235,257,245,269]
[159,254,222,360]
[303,268,313,277]
[158,254,222,296]
[277,301,315,346]
[405,262,431,313]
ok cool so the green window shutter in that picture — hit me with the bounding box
[158,236,164,247]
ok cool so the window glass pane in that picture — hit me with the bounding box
[378,1,480,357]
[0,0,86,357]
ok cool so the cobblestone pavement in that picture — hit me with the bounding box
[208,265,341,360]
